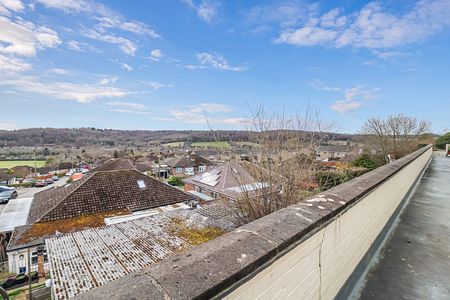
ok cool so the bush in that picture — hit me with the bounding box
[167,176,184,186]
[435,132,450,149]
[316,169,368,191]
[8,182,33,188]
[353,154,376,170]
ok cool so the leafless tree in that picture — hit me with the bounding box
[361,114,431,162]
[217,105,334,225]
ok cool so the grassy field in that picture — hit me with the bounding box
[0,160,46,169]
[191,141,230,148]
[236,141,261,148]
[162,142,184,148]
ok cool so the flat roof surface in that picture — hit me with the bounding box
[0,197,33,233]
[359,156,450,299]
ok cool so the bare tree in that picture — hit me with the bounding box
[361,114,431,162]
[220,105,334,225]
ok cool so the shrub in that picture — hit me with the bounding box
[167,176,184,186]
[435,132,450,149]
[316,169,368,191]
[353,154,376,170]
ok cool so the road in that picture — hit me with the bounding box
[0,177,68,214]
[17,177,68,198]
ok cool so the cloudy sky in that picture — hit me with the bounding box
[1,0,449,132]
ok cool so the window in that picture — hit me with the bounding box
[31,249,48,266]
[199,166,206,172]
[175,167,183,173]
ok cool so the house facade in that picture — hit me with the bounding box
[166,153,212,176]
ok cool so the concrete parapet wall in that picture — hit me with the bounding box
[75,145,433,300]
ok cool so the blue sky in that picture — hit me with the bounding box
[0,0,449,133]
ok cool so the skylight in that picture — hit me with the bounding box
[137,180,146,189]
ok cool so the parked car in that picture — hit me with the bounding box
[45,179,54,185]
[0,186,18,204]
[23,178,36,186]
[34,180,47,187]
[52,176,59,181]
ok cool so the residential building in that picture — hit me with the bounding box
[166,153,212,176]
[183,162,266,201]
[6,169,192,274]
[315,145,352,161]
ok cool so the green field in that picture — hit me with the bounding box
[191,141,230,148]
[0,160,46,168]
[162,142,184,148]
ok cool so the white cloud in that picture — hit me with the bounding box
[120,62,133,71]
[98,76,117,85]
[0,16,61,56]
[37,0,159,37]
[162,102,248,125]
[0,0,24,15]
[84,30,137,55]
[188,52,247,71]
[331,85,380,113]
[107,101,146,111]
[47,68,71,75]
[182,0,219,23]
[66,40,101,53]
[276,26,337,46]
[191,103,232,113]
[149,49,163,61]
[0,54,31,72]
[308,79,341,92]
[145,81,174,91]
[107,101,151,115]
[275,0,450,49]
[331,100,362,114]
[110,109,151,115]
[245,0,319,32]
[0,75,127,103]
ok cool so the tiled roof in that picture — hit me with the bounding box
[89,158,135,173]
[27,170,192,223]
[166,154,212,168]
[184,162,259,199]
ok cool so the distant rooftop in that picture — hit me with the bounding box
[89,158,136,173]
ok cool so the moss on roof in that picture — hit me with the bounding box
[13,209,130,247]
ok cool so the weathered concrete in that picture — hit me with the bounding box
[359,156,450,299]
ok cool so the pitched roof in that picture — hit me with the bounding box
[89,158,135,173]
[27,170,192,223]
[184,162,260,199]
[166,154,212,168]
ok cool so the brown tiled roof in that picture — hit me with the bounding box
[27,170,192,223]
[90,158,136,173]
[166,154,212,168]
[134,162,153,173]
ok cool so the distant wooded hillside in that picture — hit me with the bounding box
[0,128,355,147]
